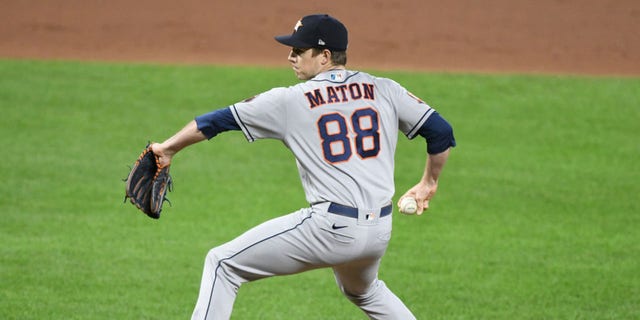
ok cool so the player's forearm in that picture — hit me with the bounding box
[159,120,207,157]
[421,148,450,185]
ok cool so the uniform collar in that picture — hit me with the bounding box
[313,68,350,82]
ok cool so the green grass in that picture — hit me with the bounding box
[1,59,638,319]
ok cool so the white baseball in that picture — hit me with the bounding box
[399,197,418,215]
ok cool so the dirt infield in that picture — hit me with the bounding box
[1,0,638,76]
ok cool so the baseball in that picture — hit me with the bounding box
[399,197,418,215]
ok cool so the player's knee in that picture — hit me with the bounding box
[205,247,231,271]
[339,281,379,304]
[341,289,370,305]
[205,248,220,264]
[205,248,239,278]
[340,286,371,304]
[203,248,245,293]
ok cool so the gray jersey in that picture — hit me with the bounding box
[230,69,434,208]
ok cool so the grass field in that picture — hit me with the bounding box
[1,59,638,319]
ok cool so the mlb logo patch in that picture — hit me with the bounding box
[330,73,343,81]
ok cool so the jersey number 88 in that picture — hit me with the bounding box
[317,107,380,163]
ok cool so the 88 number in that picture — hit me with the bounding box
[316,107,380,163]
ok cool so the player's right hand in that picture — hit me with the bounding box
[399,181,438,215]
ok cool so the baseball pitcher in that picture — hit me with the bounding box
[142,14,456,319]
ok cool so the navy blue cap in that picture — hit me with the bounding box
[275,14,348,51]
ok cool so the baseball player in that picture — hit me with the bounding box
[150,14,455,320]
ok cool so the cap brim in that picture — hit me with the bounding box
[274,35,312,48]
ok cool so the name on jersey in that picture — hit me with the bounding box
[305,83,375,108]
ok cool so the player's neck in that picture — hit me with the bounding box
[322,65,346,73]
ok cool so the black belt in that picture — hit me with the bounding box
[327,202,392,219]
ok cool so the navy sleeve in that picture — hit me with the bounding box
[416,111,456,154]
[195,107,241,140]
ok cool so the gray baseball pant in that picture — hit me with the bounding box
[190,203,416,320]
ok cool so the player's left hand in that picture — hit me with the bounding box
[124,144,173,219]
[150,142,172,168]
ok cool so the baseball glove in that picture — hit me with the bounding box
[124,145,172,219]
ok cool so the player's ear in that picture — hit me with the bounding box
[321,49,332,65]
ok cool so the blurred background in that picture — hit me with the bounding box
[1,0,639,75]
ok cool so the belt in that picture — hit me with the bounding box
[327,202,392,219]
